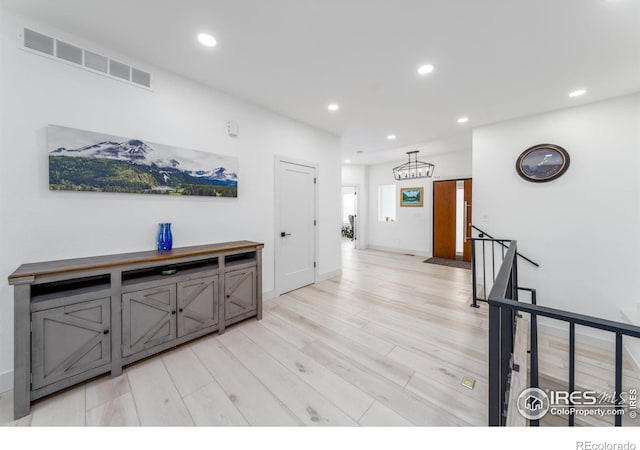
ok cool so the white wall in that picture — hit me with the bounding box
[473,94,640,324]
[341,164,368,248]
[0,11,341,391]
[455,183,464,253]
[367,150,472,256]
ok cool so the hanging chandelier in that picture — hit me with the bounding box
[392,151,435,180]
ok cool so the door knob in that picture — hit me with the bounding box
[280,232,292,237]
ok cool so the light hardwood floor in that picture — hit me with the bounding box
[538,330,640,427]
[1,243,637,426]
[0,243,488,426]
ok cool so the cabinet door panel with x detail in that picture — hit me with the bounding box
[224,268,257,321]
[177,275,219,338]
[122,285,176,357]
[31,297,111,389]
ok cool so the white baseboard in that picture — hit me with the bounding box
[317,269,342,282]
[620,309,640,374]
[262,290,275,301]
[367,245,430,258]
[537,319,640,374]
[538,320,613,350]
[0,370,12,394]
[624,343,640,375]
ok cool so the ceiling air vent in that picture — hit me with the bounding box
[19,27,152,90]
[132,68,151,88]
[109,59,131,81]
[56,40,82,65]
[24,28,54,55]
[84,50,108,73]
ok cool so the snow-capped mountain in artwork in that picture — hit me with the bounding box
[51,138,237,185]
[47,125,239,197]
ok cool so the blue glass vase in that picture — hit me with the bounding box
[157,223,173,251]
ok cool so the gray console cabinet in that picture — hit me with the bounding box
[8,241,263,420]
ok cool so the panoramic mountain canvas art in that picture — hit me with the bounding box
[48,125,238,197]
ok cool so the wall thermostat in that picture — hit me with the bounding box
[227,120,239,137]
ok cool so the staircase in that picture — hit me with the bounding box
[484,239,640,427]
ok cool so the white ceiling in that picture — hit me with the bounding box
[1,0,639,165]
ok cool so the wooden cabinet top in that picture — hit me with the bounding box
[9,241,264,284]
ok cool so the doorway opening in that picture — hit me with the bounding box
[433,178,472,262]
[455,181,464,260]
[341,185,358,249]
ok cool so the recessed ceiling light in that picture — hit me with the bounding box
[417,64,434,75]
[457,117,469,124]
[387,134,396,140]
[328,104,339,111]
[569,89,587,98]
[345,160,351,164]
[197,33,217,47]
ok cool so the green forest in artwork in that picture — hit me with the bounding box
[402,189,421,203]
[47,125,239,198]
[49,156,237,197]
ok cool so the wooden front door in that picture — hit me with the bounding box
[463,179,473,262]
[433,180,457,259]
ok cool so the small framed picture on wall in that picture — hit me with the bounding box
[400,187,424,207]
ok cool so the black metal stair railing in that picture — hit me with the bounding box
[487,239,640,427]
[470,225,539,308]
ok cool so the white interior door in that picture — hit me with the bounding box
[276,160,316,295]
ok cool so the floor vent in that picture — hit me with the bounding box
[461,375,476,390]
[20,27,152,89]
